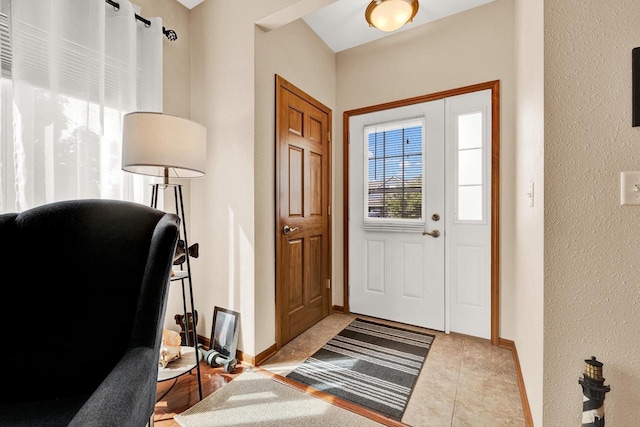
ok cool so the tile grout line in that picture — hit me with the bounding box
[449,338,466,427]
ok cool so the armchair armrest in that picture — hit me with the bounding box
[69,347,159,427]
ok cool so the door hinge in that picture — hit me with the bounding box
[328,204,331,216]
[327,132,331,142]
[326,279,331,289]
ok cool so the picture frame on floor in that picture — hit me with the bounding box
[210,306,240,358]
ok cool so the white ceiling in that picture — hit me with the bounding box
[176,0,204,9]
[303,0,496,52]
[177,0,495,53]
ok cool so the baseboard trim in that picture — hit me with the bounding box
[236,349,251,364]
[332,305,345,313]
[198,334,276,367]
[195,334,206,347]
[499,338,534,427]
[254,344,278,366]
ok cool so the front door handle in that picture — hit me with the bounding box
[423,229,440,238]
[283,225,299,235]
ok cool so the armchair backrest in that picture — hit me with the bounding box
[0,199,180,403]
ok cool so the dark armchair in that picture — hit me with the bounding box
[0,199,180,427]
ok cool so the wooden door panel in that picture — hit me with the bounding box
[276,75,332,347]
[288,146,304,216]
[288,107,304,136]
[309,152,323,216]
[309,235,323,301]
[287,239,304,312]
[308,116,323,143]
[288,299,323,339]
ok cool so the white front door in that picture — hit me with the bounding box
[348,89,492,337]
[349,100,446,331]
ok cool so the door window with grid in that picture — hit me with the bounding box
[364,119,424,229]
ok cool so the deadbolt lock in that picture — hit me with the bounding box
[432,213,440,221]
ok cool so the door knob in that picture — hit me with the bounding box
[423,229,440,238]
[283,225,299,235]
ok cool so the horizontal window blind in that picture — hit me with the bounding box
[365,119,424,221]
[1,0,11,79]
[0,1,144,109]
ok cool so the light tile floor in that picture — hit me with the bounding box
[260,313,526,427]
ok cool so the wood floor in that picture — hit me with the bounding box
[153,361,247,426]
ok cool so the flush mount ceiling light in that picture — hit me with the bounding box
[365,0,419,32]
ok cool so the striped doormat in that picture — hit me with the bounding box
[286,318,435,420]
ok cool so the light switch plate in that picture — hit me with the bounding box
[620,171,640,205]
[527,182,534,207]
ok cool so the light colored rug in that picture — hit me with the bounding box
[174,370,384,427]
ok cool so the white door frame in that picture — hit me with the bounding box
[342,81,501,345]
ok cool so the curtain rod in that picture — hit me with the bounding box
[105,0,177,41]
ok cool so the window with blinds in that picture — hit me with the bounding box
[0,0,144,109]
[1,1,11,79]
[364,119,424,223]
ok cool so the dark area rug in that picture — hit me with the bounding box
[286,318,435,420]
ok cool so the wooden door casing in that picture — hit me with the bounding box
[342,80,501,344]
[275,75,332,348]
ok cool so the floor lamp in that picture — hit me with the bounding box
[121,112,207,400]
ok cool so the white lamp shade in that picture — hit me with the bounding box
[122,112,207,179]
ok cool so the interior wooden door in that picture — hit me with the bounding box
[275,75,332,348]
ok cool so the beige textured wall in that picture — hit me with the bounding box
[254,19,336,352]
[335,0,517,336]
[190,0,258,356]
[545,1,640,425]
[132,0,192,333]
[189,0,328,355]
[514,0,544,424]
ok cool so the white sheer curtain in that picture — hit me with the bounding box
[0,0,162,213]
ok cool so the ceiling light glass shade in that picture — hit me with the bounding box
[365,0,419,32]
[122,112,207,180]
